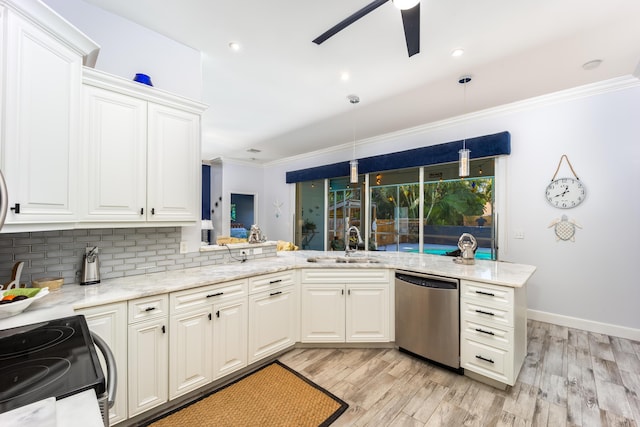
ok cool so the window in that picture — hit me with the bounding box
[327,177,363,251]
[295,180,324,250]
[294,159,497,260]
[369,168,420,252]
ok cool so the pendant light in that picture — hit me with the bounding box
[458,75,471,177]
[347,94,360,184]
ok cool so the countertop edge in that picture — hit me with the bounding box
[1,251,536,327]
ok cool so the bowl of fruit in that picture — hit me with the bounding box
[0,287,49,319]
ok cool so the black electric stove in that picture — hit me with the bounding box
[0,315,105,414]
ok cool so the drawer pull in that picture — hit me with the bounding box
[475,309,495,316]
[144,307,156,312]
[269,279,282,284]
[475,290,495,297]
[269,291,282,297]
[475,355,494,364]
[475,328,495,336]
[207,292,224,298]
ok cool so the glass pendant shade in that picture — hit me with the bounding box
[393,0,420,10]
[350,159,359,183]
[459,148,470,177]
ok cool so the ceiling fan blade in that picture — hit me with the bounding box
[400,3,420,57]
[313,0,389,45]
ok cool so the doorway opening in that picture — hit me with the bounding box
[230,193,255,239]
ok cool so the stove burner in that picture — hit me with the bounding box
[0,357,71,404]
[0,326,75,360]
[0,315,106,414]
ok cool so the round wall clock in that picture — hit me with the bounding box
[545,177,586,209]
[546,155,586,209]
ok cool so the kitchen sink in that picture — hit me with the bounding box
[306,256,381,264]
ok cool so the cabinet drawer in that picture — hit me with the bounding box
[170,279,247,313]
[461,280,513,307]
[301,268,389,284]
[248,271,296,294]
[461,338,511,383]
[462,318,513,350]
[461,299,513,328]
[129,294,168,323]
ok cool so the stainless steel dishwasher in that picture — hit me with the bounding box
[395,270,461,371]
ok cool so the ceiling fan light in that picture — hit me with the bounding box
[393,0,420,10]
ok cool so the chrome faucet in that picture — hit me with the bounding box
[345,225,363,256]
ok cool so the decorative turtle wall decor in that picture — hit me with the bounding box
[548,214,582,241]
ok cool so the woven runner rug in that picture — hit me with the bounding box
[146,361,348,427]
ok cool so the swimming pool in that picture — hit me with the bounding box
[379,243,493,260]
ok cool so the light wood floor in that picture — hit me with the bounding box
[279,320,640,426]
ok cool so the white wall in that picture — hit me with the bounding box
[261,78,640,334]
[43,0,202,100]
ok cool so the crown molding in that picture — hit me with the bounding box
[264,75,640,168]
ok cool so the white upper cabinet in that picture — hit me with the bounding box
[81,86,148,221]
[81,68,206,225]
[0,0,99,228]
[147,103,200,222]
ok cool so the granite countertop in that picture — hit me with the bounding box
[0,250,536,329]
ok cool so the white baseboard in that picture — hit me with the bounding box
[527,309,640,341]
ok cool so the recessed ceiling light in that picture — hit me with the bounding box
[340,72,350,81]
[582,59,603,70]
[228,42,240,51]
[451,48,465,57]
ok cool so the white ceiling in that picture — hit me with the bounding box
[83,0,640,163]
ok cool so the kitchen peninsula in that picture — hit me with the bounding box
[1,245,535,425]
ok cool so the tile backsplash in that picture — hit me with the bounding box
[0,227,276,286]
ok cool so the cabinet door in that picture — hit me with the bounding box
[77,303,128,425]
[248,285,297,363]
[81,85,147,221]
[147,103,200,222]
[346,285,389,342]
[212,298,247,380]
[3,11,81,222]
[169,307,213,399]
[300,285,345,343]
[128,319,168,417]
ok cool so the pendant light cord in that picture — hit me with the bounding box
[460,76,471,150]
[348,94,359,158]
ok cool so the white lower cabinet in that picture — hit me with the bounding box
[127,295,169,418]
[300,269,390,343]
[460,280,526,386]
[212,296,248,379]
[169,307,213,399]
[169,279,247,397]
[76,303,128,426]
[248,279,298,362]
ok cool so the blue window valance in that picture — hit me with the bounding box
[286,131,510,184]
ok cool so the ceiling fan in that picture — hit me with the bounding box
[312,0,421,57]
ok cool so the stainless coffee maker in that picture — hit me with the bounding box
[81,246,101,285]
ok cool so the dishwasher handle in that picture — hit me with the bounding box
[395,272,458,289]
[90,332,117,409]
